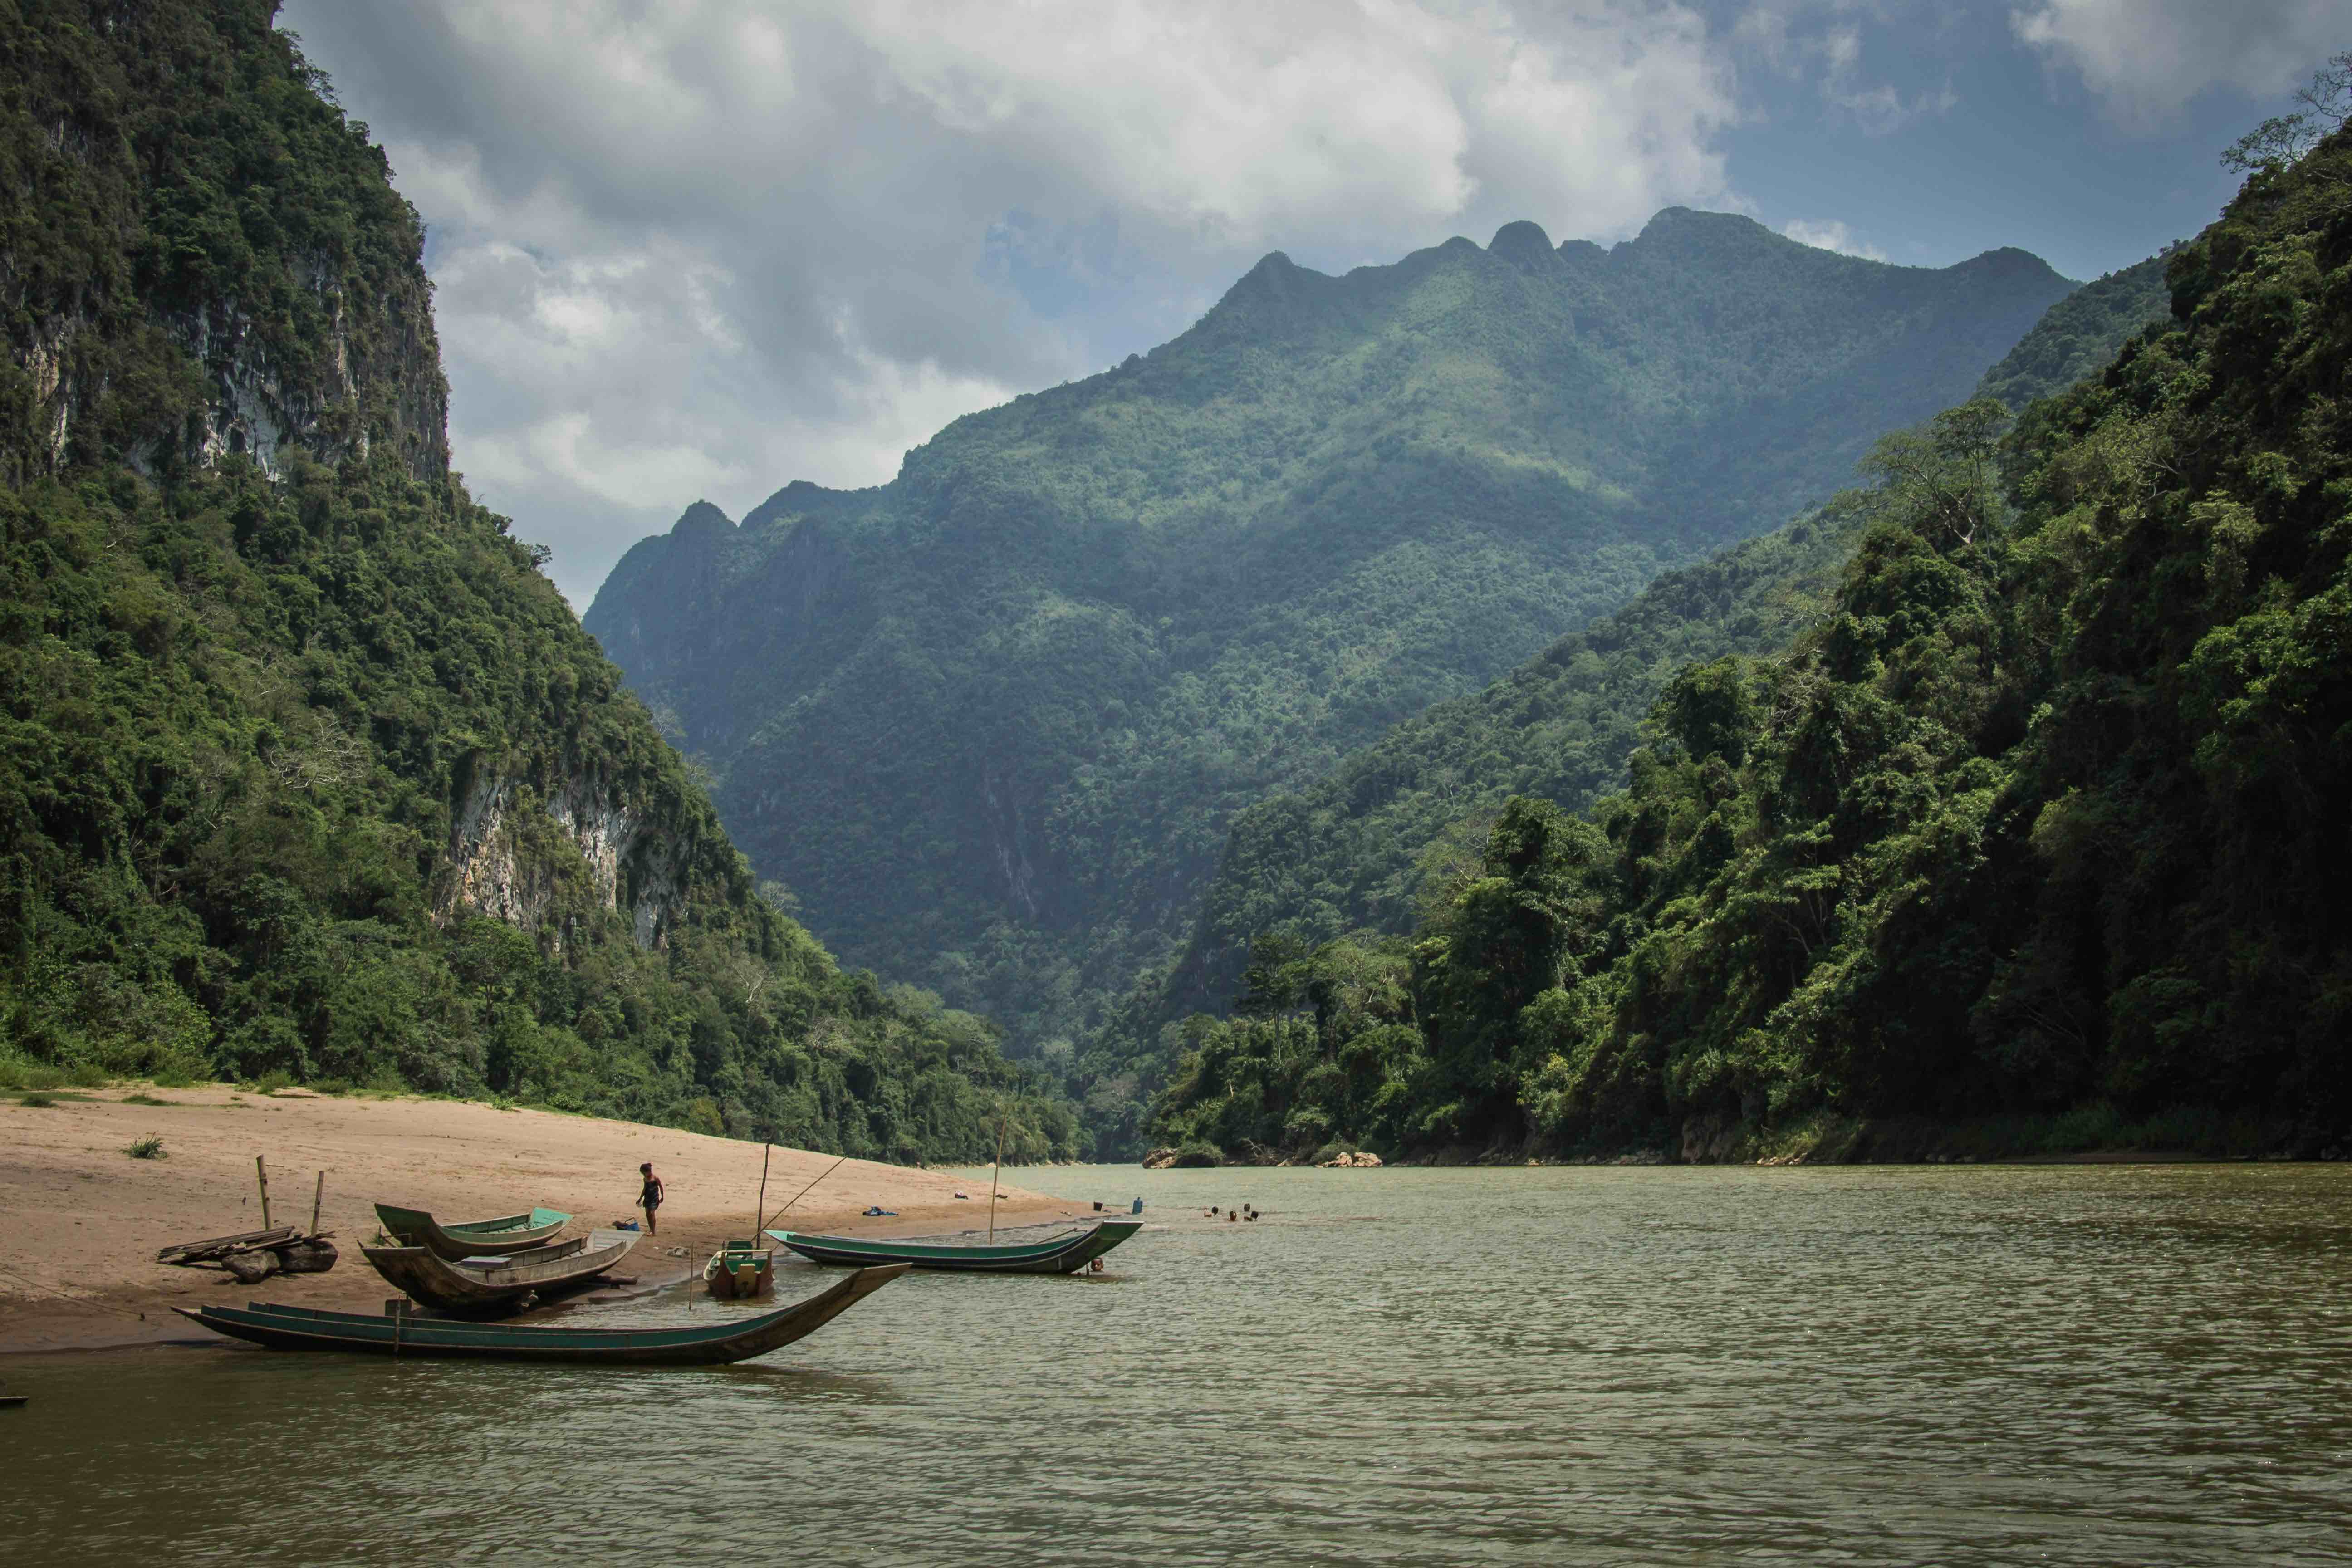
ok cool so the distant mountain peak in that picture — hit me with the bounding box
[1488,220,1555,270]
[671,500,736,538]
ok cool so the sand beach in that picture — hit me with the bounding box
[0,1084,1094,1352]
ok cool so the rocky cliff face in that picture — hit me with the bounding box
[443,761,689,952]
[0,1,448,487]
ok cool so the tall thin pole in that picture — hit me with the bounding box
[309,1170,325,1235]
[255,1155,271,1230]
[988,1112,1008,1245]
[751,1142,772,1246]
[763,1154,848,1232]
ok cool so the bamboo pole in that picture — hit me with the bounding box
[255,1155,271,1231]
[988,1112,1008,1245]
[309,1171,325,1235]
[762,1154,848,1232]
[751,1143,772,1248]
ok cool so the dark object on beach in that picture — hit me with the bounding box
[702,1240,775,1300]
[157,1225,302,1266]
[0,1381,24,1409]
[173,1265,910,1364]
[362,1228,637,1313]
[224,1249,278,1284]
[276,1238,339,1273]
[766,1218,1141,1275]
[158,1224,339,1280]
[373,1204,571,1260]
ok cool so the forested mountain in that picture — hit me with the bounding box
[1973,250,2173,412]
[0,0,1072,1161]
[1149,126,2352,1164]
[589,213,2073,1061]
[1074,245,2178,1152]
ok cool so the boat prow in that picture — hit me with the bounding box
[172,1263,909,1365]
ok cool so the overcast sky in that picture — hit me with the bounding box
[278,0,2347,607]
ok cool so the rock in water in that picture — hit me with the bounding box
[1141,1147,1178,1170]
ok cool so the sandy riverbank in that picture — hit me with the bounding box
[0,1084,1107,1353]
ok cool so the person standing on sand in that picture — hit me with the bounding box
[638,1162,664,1236]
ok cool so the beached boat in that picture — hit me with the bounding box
[765,1218,1141,1274]
[172,1264,909,1365]
[702,1240,775,1300]
[363,1228,636,1313]
[373,1203,571,1259]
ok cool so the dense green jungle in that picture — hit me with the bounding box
[1140,110,2352,1166]
[0,0,1077,1162]
[1066,252,2180,1154]
[590,201,2076,1072]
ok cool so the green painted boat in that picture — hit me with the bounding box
[172,1264,908,1364]
[766,1218,1141,1274]
[702,1240,774,1300]
[363,1228,636,1313]
[373,1203,571,1259]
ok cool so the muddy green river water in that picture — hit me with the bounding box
[3,1162,2349,1564]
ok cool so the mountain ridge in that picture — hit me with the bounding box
[588,207,2075,1064]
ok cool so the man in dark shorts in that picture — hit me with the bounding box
[638,1162,664,1236]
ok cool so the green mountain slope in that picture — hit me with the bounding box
[1074,245,2178,1153]
[0,0,1071,1161]
[1152,129,2352,1163]
[1973,250,2174,410]
[588,214,2074,1058]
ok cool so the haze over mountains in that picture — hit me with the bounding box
[587,211,2075,1060]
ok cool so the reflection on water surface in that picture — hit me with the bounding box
[4,1163,2349,1565]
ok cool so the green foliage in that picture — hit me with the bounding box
[590,214,2074,1072]
[1974,251,2174,413]
[1153,125,2352,1160]
[0,0,444,484]
[0,0,1075,1163]
[124,1133,166,1159]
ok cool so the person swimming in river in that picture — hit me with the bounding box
[637,1162,664,1236]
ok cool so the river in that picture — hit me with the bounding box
[3,1162,2348,1564]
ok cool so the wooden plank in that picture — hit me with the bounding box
[157,1225,299,1263]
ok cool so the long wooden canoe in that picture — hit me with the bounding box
[172,1265,909,1365]
[373,1203,571,1259]
[363,1228,636,1312]
[765,1218,1141,1274]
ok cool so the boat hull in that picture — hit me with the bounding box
[766,1219,1141,1274]
[702,1244,774,1300]
[373,1204,571,1259]
[363,1228,636,1313]
[172,1265,908,1365]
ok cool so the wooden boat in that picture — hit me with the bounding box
[363,1228,636,1313]
[171,1264,909,1365]
[373,1203,570,1259]
[701,1240,774,1300]
[765,1217,1141,1274]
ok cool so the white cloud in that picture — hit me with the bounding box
[1779,218,1887,260]
[1727,5,1960,135]
[2014,0,2345,126]
[280,0,1741,604]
